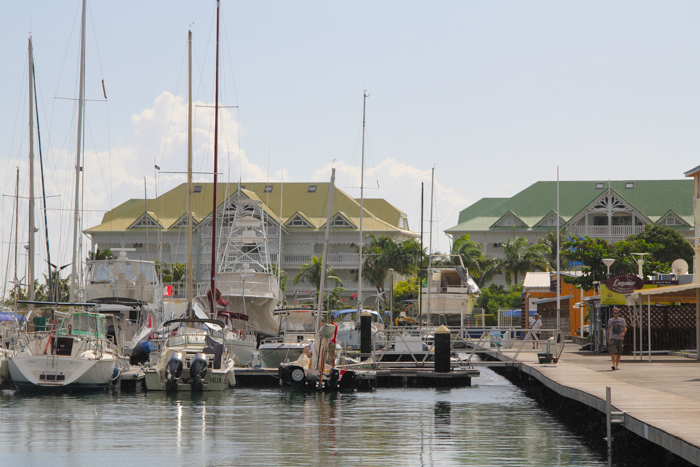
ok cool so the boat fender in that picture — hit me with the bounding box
[166,352,184,381]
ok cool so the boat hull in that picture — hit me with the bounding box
[8,353,117,392]
[258,343,304,368]
[144,361,235,391]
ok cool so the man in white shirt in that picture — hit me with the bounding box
[531,313,542,349]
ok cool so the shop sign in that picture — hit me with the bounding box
[604,274,644,294]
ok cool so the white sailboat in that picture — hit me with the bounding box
[279,168,359,391]
[9,2,125,392]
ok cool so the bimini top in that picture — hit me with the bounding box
[330,308,384,324]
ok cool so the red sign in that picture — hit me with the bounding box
[163,285,173,297]
[604,274,644,294]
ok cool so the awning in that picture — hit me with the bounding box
[630,282,700,303]
[532,294,573,305]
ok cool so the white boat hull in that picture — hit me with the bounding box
[258,343,305,368]
[8,351,117,392]
[144,359,235,391]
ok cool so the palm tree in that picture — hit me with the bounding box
[362,235,420,296]
[538,230,568,270]
[450,234,502,288]
[293,255,342,293]
[469,255,503,288]
[501,237,550,285]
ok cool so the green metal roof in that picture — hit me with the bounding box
[447,180,693,233]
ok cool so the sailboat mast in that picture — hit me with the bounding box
[187,29,194,316]
[70,0,87,303]
[427,167,435,325]
[209,0,221,313]
[357,91,368,311]
[28,37,36,305]
[314,168,336,368]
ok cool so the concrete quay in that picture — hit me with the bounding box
[484,345,700,465]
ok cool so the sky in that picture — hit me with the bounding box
[2,1,700,292]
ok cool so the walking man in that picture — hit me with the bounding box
[607,308,627,370]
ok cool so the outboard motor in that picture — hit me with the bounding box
[165,352,184,391]
[190,352,208,391]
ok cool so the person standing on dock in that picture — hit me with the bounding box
[607,308,627,370]
[531,313,542,349]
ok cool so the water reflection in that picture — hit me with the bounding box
[0,369,608,466]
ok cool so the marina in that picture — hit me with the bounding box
[0,365,612,467]
[5,1,700,466]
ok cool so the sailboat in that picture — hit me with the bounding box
[9,20,127,392]
[332,92,386,350]
[144,16,236,391]
[279,169,359,391]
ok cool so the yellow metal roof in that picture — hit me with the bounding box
[86,182,415,236]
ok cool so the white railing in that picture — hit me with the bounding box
[357,326,566,368]
[568,225,645,237]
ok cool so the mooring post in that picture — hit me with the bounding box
[606,386,626,464]
[434,325,451,373]
[360,310,372,357]
[606,386,613,459]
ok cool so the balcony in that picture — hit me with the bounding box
[568,225,645,237]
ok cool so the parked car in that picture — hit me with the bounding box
[576,325,589,337]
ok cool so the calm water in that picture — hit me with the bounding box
[0,368,608,467]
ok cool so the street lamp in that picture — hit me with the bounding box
[602,258,615,277]
[631,253,650,279]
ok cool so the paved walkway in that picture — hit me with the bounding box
[489,344,700,465]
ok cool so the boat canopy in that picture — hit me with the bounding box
[331,308,384,324]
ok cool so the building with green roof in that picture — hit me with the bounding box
[85,181,416,304]
[446,180,694,284]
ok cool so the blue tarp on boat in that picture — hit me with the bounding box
[0,312,26,322]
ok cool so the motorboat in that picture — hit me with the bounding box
[332,309,387,350]
[258,307,316,368]
[200,194,281,337]
[192,299,257,366]
[84,252,163,364]
[8,310,126,392]
[144,318,235,391]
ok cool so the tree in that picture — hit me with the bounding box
[501,237,550,285]
[88,248,115,261]
[161,263,187,284]
[538,230,569,270]
[561,236,666,290]
[293,255,342,293]
[362,235,421,296]
[450,234,502,288]
[476,283,523,314]
[628,225,694,272]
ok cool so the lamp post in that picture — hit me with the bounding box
[602,258,615,278]
[631,253,650,279]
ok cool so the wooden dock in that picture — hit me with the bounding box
[483,345,700,465]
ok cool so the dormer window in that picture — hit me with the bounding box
[308,185,317,193]
[625,182,634,189]
[595,183,605,189]
[194,185,203,193]
[264,185,273,193]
